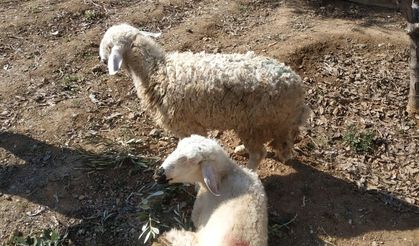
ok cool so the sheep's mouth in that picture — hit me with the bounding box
[155,176,172,184]
[153,168,171,184]
[98,55,108,65]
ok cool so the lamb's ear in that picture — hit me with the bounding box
[108,46,124,75]
[139,31,162,38]
[201,161,221,196]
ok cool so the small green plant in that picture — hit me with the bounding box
[136,188,167,244]
[343,125,375,153]
[61,75,80,92]
[139,190,165,210]
[135,185,195,244]
[9,228,65,246]
[173,202,193,229]
[84,10,98,21]
[269,214,298,238]
[238,3,248,12]
[79,151,156,172]
[63,75,79,84]
[139,216,160,244]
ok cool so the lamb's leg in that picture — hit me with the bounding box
[154,229,197,246]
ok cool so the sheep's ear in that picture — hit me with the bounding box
[108,46,123,75]
[201,161,221,196]
[139,31,162,38]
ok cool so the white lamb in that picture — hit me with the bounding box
[99,23,310,169]
[152,135,268,246]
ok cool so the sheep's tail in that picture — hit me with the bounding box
[154,229,198,246]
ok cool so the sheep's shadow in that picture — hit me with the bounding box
[0,132,159,238]
[1,132,418,245]
[0,131,87,217]
[263,159,419,245]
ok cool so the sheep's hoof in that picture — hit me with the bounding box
[234,145,247,156]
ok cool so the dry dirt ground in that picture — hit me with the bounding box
[0,0,418,245]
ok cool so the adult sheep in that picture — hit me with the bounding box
[99,23,310,169]
[152,135,268,246]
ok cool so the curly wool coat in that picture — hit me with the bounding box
[153,135,268,246]
[100,24,309,169]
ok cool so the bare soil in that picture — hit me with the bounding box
[0,0,418,245]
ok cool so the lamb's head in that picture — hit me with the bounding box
[99,23,161,75]
[154,135,230,196]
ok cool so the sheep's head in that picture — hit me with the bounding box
[99,23,161,75]
[154,135,229,196]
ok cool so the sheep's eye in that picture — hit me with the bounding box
[178,156,188,164]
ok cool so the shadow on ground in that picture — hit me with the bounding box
[285,0,403,28]
[264,160,419,245]
[1,132,418,245]
[0,131,162,244]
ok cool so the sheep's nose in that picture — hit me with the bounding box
[98,56,107,65]
[153,168,168,184]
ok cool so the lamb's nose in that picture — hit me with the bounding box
[98,56,107,65]
[153,168,168,184]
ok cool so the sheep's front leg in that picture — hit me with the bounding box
[270,138,290,163]
[246,144,266,170]
[270,128,298,163]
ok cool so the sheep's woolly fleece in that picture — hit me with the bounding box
[100,23,309,168]
[151,50,306,139]
[156,135,268,246]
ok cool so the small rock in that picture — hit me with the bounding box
[234,145,247,156]
[158,140,168,147]
[78,195,85,200]
[3,63,12,70]
[149,129,162,137]
[127,112,136,119]
[208,130,222,138]
[89,93,100,104]
[372,241,378,246]
[77,229,85,235]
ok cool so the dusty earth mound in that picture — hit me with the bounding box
[0,0,418,245]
